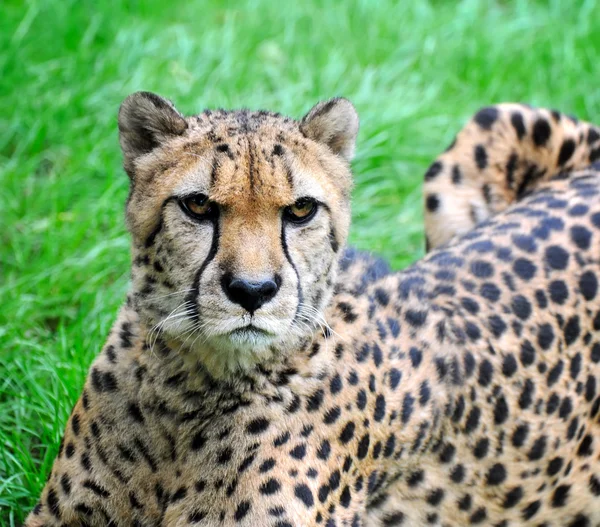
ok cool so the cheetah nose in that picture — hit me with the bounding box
[221,273,281,313]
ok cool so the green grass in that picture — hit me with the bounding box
[2,0,600,523]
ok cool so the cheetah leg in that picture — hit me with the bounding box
[423,104,600,250]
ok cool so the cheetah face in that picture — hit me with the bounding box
[118,92,358,376]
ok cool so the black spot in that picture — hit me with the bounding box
[503,486,523,508]
[91,368,118,392]
[407,469,424,487]
[571,225,592,249]
[47,489,60,518]
[502,354,518,377]
[488,315,507,337]
[511,295,531,320]
[521,500,541,520]
[551,485,570,508]
[290,444,307,460]
[478,360,493,387]
[547,360,563,386]
[519,379,535,409]
[465,407,481,433]
[330,374,343,394]
[473,438,489,459]
[189,510,207,523]
[527,436,547,461]
[450,464,465,483]
[452,165,462,184]
[294,484,314,507]
[337,302,358,323]
[475,145,488,169]
[538,323,555,350]
[589,475,600,496]
[494,396,509,424]
[469,507,487,524]
[340,485,351,508]
[401,393,415,424]
[60,474,71,495]
[558,139,576,165]
[586,375,596,402]
[565,317,581,347]
[511,112,526,140]
[191,431,206,451]
[471,260,493,278]
[457,493,471,510]
[339,422,355,444]
[474,107,499,130]
[547,457,563,476]
[405,309,427,327]
[427,488,445,506]
[382,512,404,525]
[532,118,551,146]
[579,271,598,301]
[259,458,276,472]
[426,194,440,213]
[272,144,284,156]
[545,245,569,270]
[246,417,270,434]
[374,394,386,422]
[234,500,251,521]
[356,434,370,460]
[577,434,594,456]
[217,447,232,464]
[65,443,75,458]
[439,443,456,463]
[424,161,443,181]
[389,368,402,390]
[513,258,536,280]
[512,424,529,447]
[83,480,110,498]
[306,389,325,412]
[569,514,590,527]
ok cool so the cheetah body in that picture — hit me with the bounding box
[26,97,600,526]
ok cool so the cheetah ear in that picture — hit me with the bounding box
[300,98,359,162]
[118,91,188,178]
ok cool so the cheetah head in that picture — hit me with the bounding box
[118,92,358,376]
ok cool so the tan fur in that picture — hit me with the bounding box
[25,99,600,526]
[424,104,600,249]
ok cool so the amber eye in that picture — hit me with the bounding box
[283,198,318,224]
[179,194,216,220]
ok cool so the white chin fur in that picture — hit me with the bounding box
[155,313,306,378]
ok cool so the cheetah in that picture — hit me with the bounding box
[25,93,600,526]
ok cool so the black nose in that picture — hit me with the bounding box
[221,274,281,313]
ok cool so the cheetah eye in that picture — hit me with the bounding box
[179,193,217,220]
[283,198,318,224]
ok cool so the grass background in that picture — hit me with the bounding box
[2,0,600,523]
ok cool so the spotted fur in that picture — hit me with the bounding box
[424,104,600,250]
[26,97,600,526]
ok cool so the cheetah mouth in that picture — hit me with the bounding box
[220,324,278,348]
[229,325,273,337]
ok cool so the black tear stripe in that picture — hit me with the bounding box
[281,222,303,320]
[186,218,221,325]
